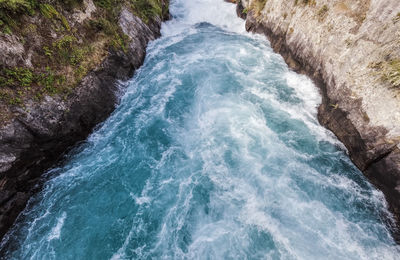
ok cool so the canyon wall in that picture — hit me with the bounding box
[236,0,400,235]
[0,0,169,240]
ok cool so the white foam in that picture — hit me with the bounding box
[6,1,400,259]
[47,212,66,241]
[162,0,246,37]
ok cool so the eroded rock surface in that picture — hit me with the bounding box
[236,0,400,236]
[0,1,169,240]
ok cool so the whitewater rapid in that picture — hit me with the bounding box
[1,0,399,259]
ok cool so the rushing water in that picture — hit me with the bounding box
[1,0,400,259]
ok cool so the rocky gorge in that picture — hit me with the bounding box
[0,0,399,257]
[0,0,169,240]
[235,0,400,238]
[0,0,400,249]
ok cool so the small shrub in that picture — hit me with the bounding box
[63,0,84,10]
[37,67,65,94]
[53,35,77,50]
[2,24,12,34]
[250,0,267,16]
[318,5,328,18]
[370,59,400,88]
[51,35,91,65]
[93,0,124,11]
[89,18,114,35]
[39,3,58,19]
[70,47,87,65]
[1,67,34,87]
[384,60,400,87]
[39,3,70,30]
[0,0,35,15]
[22,23,36,35]
[110,33,130,52]
[43,46,53,57]
[9,97,22,105]
[130,0,163,23]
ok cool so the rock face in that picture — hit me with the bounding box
[0,3,169,240]
[236,0,400,237]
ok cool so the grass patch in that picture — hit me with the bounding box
[0,66,67,105]
[0,0,168,114]
[40,3,70,30]
[0,67,34,88]
[370,59,400,88]
[300,0,316,7]
[0,0,83,33]
[318,5,328,18]
[130,0,163,23]
[0,0,36,15]
[250,0,267,16]
[394,12,400,23]
[383,60,400,88]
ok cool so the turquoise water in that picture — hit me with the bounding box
[1,0,399,259]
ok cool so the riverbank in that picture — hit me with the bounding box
[234,0,400,239]
[2,0,399,257]
[0,0,169,240]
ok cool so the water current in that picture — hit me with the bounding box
[1,0,399,259]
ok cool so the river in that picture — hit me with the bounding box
[1,0,399,259]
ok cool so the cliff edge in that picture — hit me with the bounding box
[236,0,400,237]
[0,0,169,240]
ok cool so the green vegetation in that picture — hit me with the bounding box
[0,0,36,15]
[317,5,328,18]
[0,66,66,92]
[44,35,94,66]
[383,60,400,88]
[370,59,400,88]
[0,67,34,88]
[295,0,316,7]
[394,12,400,23]
[250,0,267,16]
[93,0,119,10]
[0,0,166,34]
[0,0,82,13]
[39,3,70,30]
[303,0,316,5]
[0,0,168,117]
[0,66,66,105]
[0,0,83,32]
[91,0,165,23]
[130,0,163,23]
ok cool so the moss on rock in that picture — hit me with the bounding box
[0,0,168,123]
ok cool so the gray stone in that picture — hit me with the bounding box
[0,4,169,240]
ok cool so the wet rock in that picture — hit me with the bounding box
[236,0,247,20]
